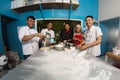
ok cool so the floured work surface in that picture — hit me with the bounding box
[1,49,120,80]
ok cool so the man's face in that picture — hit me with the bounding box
[27,18,35,28]
[85,17,94,28]
[47,23,53,30]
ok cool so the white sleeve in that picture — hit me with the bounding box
[41,29,46,36]
[52,31,55,38]
[34,30,40,42]
[96,27,103,37]
[18,27,26,42]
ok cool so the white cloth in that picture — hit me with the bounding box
[41,28,55,38]
[18,26,40,55]
[84,26,103,56]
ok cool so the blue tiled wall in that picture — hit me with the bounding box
[0,15,5,54]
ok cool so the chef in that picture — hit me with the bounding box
[77,15,103,56]
[18,16,43,59]
[41,22,55,46]
[59,23,73,42]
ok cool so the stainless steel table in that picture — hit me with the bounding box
[1,49,120,80]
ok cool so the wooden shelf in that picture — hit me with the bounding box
[12,4,40,13]
[12,3,79,13]
[42,3,79,10]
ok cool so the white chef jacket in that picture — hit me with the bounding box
[41,28,55,38]
[18,26,40,55]
[84,26,103,56]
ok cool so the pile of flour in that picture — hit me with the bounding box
[23,49,114,80]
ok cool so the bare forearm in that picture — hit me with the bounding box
[77,36,102,50]
[22,34,36,42]
[80,41,85,46]
[87,40,101,48]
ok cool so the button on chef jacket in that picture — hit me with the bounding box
[84,26,103,56]
[18,26,40,55]
[41,28,55,38]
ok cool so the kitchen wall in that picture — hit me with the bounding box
[99,0,120,55]
[0,0,19,19]
[0,0,19,55]
[99,0,120,21]
[0,0,98,58]
[100,23,108,56]
[100,17,120,55]
[0,15,5,54]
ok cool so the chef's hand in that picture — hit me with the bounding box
[38,33,43,38]
[73,38,78,41]
[66,39,72,42]
[33,33,43,38]
[77,44,88,50]
[41,35,46,41]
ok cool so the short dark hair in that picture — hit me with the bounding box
[85,15,93,20]
[47,22,53,25]
[65,23,70,26]
[27,16,35,20]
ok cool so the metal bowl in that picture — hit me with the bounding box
[54,44,65,51]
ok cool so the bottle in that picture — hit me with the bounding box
[42,40,46,47]
[49,38,55,46]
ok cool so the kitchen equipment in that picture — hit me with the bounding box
[54,44,65,51]
[0,55,7,70]
[45,32,51,46]
[0,55,8,77]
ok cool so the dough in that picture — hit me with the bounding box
[40,47,50,51]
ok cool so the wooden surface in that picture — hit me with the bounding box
[106,52,120,61]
